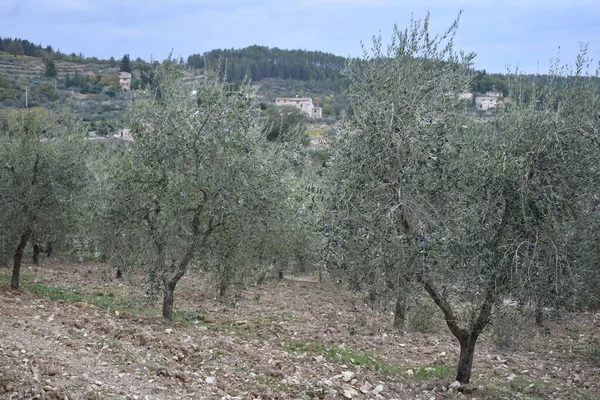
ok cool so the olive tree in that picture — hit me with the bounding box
[0,107,88,289]
[204,145,306,296]
[102,60,293,321]
[326,15,600,384]
[263,104,307,142]
[325,14,474,330]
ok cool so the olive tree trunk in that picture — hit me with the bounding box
[420,276,494,384]
[393,292,407,332]
[218,260,233,297]
[11,231,31,289]
[32,243,41,265]
[162,275,178,322]
[456,332,479,383]
[160,210,214,322]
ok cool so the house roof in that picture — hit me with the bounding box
[476,96,498,101]
[276,97,313,102]
[119,71,132,79]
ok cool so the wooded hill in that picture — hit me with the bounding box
[189,45,348,82]
[2,36,581,97]
[3,36,593,125]
[0,38,353,122]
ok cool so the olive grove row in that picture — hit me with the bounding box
[2,15,599,384]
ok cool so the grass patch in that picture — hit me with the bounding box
[281,338,404,377]
[508,375,545,394]
[0,273,27,282]
[411,366,455,381]
[568,391,600,400]
[487,375,553,398]
[263,377,291,392]
[174,309,207,323]
[280,338,456,382]
[0,273,154,316]
[102,335,123,350]
[25,282,86,302]
[266,313,279,322]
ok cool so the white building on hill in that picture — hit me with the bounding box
[275,97,322,119]
[476,96,500,111]
[119,72,132,91]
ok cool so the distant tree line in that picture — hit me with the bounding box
[471,70,508,95]
[187,45,348,82]
[471,68,600,106]
[0,37,54,57]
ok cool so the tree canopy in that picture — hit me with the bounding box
[43,56,57,78]
[120,54,132,73]
[188,46,348,82]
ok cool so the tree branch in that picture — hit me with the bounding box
[471,285,494,336]
[419,274,466,340]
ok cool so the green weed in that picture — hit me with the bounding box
[306,128,326,136]
[412,366,455,381]
[174,310,206,323]
[503,375,551,397]
[585,345,600,366]
[568,391,600,400]
[280,339,403,377]
[0,274,153,316]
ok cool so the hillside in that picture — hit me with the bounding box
[0,45,349,127]
[0,38,525,127]
[0,51,136,133]
[0,52,89,78]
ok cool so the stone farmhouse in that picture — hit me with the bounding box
[113,128,133,141]
[275,97,322,119]
[475,91,505,111]
[119,71,132,91]
[476,96,499,111]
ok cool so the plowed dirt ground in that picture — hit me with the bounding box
[1,258,599,399]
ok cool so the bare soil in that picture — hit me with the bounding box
[1,258,599,399]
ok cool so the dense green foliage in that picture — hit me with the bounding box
[188,45,347,82]
[471,70,508,94]
[0,73,22,103]
[120,54,132,73]
[43,56,57,78]
[263,105,307,142]
[0,37,53,57]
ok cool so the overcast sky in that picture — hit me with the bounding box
[1,0,598,73]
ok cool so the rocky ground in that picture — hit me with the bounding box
[1,259,599,399]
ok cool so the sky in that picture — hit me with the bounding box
[1,0,599,74]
